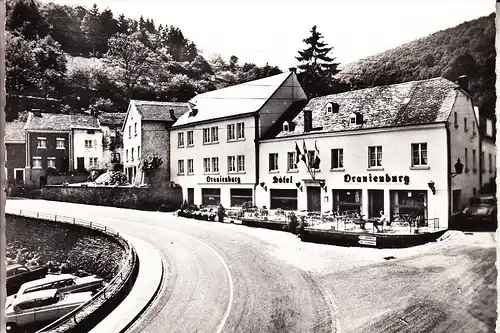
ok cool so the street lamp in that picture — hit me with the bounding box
[451,158,464,178]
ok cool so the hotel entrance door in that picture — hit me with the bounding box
[368,189,384,218]
[307,186,321,212]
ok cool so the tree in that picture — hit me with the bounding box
[43,3,85,55]
[296,25,340,97]
[139,156,163,185]
[6,0,49,40]
[116,14,129,34]
[103,33,159,99]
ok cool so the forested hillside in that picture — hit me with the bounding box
[5,0,282,121]
[337,13,496,117]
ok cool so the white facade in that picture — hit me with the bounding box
[171,115,257,208]
[122,103,142,183]
[258,124,451,227]
[72,129,104,170]
[100,124,124,170]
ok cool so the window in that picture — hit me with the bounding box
[126,149,129,162]
[269,153,278,171]
[287,152,297,170]
[187,159,194,174]
[85,140,93,148]
[472,121,476,135]
[454,112,458,127]
[228,156,236,172]
[212,157,219,173]
[203,158,211,173]
[481,151,485,173]
[465,148,469,171]
[230,189,253,207]
[307,150,316,169]
[411,143,428,166]
[464,118,468,132]
[227,124,236,141]
[134,122,137,135]
[472,149,477,171]
[47,157,56,169]
[368,146,383,167]
[137,146,140,159]
[178,160,185,174]
[128,125,132,138]
[283,122,289,132]
[211,127,218,142]
[237,155,245,172]
[270,189,298,210]
[33,157,42,169]
[37,137,46,149]
[236,122,245,139]
[489,153,492,173]
[202,188,221,206]
[327,104,332,113]
[87,129,95,134]
[89,157,98,168]
[203,128,210,143]
[331,149,344,169]
[350,116,356,124]
[187,131,194,146]
[178,132,185,147]
[131,148,134,161]
[56,138,65,149]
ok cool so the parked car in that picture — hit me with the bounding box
[6,273,104,309]
[454,194,497,230]
[6,264,49,296]
[5,288,92,332]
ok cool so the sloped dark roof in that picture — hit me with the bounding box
[5,121,26,143]
[98,112,127,126]
[277,77,459,137]
[25,112,100,131]
[70,114,100,129]
[132,100,190,122]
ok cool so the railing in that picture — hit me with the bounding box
[9,210,137,333]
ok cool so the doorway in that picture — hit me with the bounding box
[307,186,321,212]
[77,157,85,171]
[368,190,384,218]
[187,188,194,205]
[14,168,25,184]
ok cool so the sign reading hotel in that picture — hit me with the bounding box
[345,174,410,185]
[206,176,241,184]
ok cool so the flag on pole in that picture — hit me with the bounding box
[295,142,302,165]
[314,140,321,169]
[302,139,308,165]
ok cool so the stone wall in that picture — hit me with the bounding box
[6,214,126,280]
[40,185,183,211]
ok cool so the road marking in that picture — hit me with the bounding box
[310,272,342,333]
[186,235,234,333]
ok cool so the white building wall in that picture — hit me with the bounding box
[171,115,257,208]
[101,124,124,169]
[481,139,496,186]
[123,104,142,179]
[448,91,481,209]
[72,129,104,170]
[258,124,451,227]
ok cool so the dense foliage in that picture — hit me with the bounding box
[336,13,496,117]
[5,0,282,120]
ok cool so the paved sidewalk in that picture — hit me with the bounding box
[89,235,164,333]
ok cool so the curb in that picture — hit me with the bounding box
[88,236,164,333]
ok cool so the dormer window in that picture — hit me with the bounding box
[350,112,363,125]
[283,122,290,132]
[326,102,340,113]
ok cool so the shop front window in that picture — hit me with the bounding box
[201,188,221,206]
[390,190,427,225]
[332,189,362,215]
[270,189,297,210]
[230,189,253,207]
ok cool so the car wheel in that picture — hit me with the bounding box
[6,323,18,332]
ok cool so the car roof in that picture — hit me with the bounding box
[7,264,24,270]
[19,274,75,291]
[15,289,58,304]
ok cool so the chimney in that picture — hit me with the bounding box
[169,109,177,121]
[303,108,312,132]
[289,67,297,73]
[457,75,469,92]
[32,108,42,117]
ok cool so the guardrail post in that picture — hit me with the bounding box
[37,212,39,218]
[73,217,76,224]
[90,222,92,229]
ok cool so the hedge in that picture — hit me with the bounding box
[40,185,183,211]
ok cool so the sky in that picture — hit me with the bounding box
[43,0,495,69]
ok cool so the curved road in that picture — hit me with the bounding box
[6,199,497,333]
